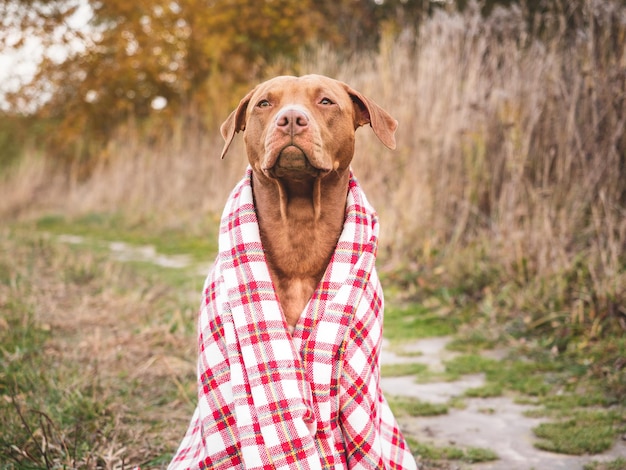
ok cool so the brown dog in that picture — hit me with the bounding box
[220,74,397,331]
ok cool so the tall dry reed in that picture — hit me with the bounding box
[1,2,624,315]
[303,3,625,286]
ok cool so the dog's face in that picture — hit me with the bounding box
[220,74,397,181]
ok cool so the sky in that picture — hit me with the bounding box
[0,38,45,110]
[0,1,93,111]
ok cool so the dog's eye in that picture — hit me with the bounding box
[257,99,271,108]
[319,97,334,105]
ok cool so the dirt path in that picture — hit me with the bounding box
[380,337,626,470]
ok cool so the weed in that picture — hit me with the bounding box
[446,326,500,353]
[381,362,429,377]
[0,299,114,467]
[443,352,563,397]
[33,213,218,262]
[443,354,501,380]
[584,457,626,470]
[407,437,498,464]
[533,410,625,455]
[464,447,499,463]
[0,229,196,467]
[387,396,448,417]
[464,383,503,398]
[539,392,611,411]
[383,304,457,342]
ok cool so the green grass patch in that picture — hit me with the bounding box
[443,354,500,378]
[383,304,457,342]
[443,353,559,397]
[499,362,554,397]
[533,410,625,455]
[0,293,115,467]
[539,392,612,411]
[381,362,429,377]
[33,212,218,261]
[446,327,500,352]
[387,395,448,417]
[17,213,216,292]
[584,457,626,470]
[406,437,498,464]
[464,446,499,463]
[124,257,207,291]
[464,383,503,398]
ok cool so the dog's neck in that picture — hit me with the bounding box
[252,170,350,328]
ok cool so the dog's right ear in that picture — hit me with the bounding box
[220,88,256,159]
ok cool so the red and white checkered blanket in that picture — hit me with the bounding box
[169,168,417,469]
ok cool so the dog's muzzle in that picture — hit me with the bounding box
[263,105,331,179]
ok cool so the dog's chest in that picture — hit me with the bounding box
[259,221,340,328]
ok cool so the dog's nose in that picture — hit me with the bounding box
[275,106,309,135]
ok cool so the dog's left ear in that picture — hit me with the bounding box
[346,86,398,150]
[220,87,257,159]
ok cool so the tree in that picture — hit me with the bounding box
[2,0,581,164]
[1,0,330,160]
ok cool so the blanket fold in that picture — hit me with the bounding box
[169,167,417,470]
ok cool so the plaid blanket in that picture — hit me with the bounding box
[169,168,417,470]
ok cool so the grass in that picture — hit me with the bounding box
[584,458,626,470]
[463,383,503,398]
[0,228,198,468]
[533,410,625,455]
[23,213,217,294]
[382,304,457,342]
[34,212,218,261]
[381,362,429,377]
[406,437,498,466]
[387,396,448,417]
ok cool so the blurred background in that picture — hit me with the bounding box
[0,0,625,468]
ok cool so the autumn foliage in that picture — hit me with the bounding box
[0,0,618,169]
[1,0,418,164]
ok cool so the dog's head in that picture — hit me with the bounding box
[220,74,397,181]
